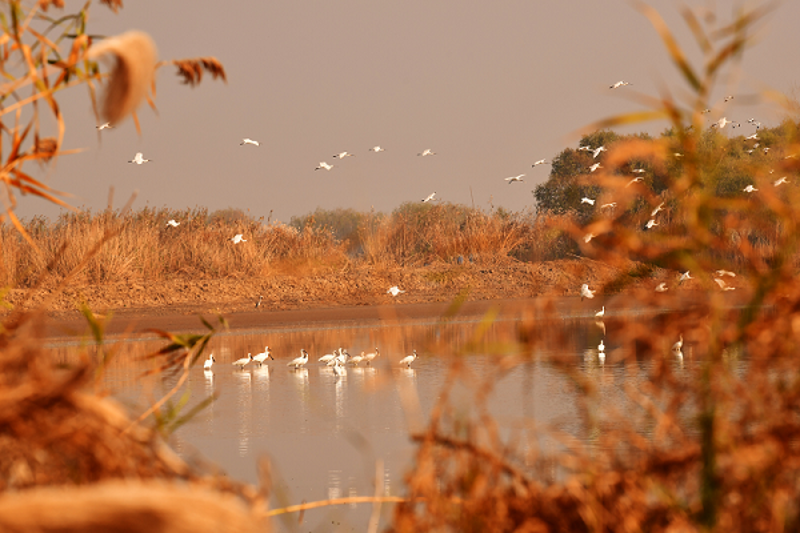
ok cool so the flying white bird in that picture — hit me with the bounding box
[743,185,758,193]
[584,233,595,243]
[712,117,733,129]
[774,176,789,187]
[674,153,684,158]
[422,192,436,203]
[714,278,736,291]
[166,219,180,228]
[610,80,632,89]
[97,122,112,130]
[589,163,602,173]
[715,270,736,277]
[315,162,333,171]
[370,146,385,152]
[626,177,644,187]
[577,146,593,152]
[418,149,436,157]
[581,197,595,205]
[592,146,607,158]
[580,284,595,300]
[240,138,259,146]
[600,202,617,209]
[387,285,405,297]
[505,174,525,184]
[287,349,309,369]
[399,350,418,367]
[679,271,692,283]
[746,133,759,141]
[645,219,658,230]
[203,354,215,370]
[253,347,273,366]
[532,159,548,166]
[232,353,253,369]
[724,95,734,102]
[650,202,665,217]
[632,168,646,173]
[231,234,247,244]
[655,282,669,292]
[128,152,151,165]
[333,151,354,159]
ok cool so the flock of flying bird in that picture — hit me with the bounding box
[201,345,419,375]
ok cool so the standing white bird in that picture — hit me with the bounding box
[232,353,253,369]
[589,163,602,173]
[231,234,247,244]
[387,285,405,297]
[581,284,595,300]
[203,354,215,370]
[610,80,632,89]
[743,185,758,193]
[505,174,525,184]
[348,352,365,366]
[315,161,334,171]
[714,278,736,291]
[364,348,380,365]
[581,197,595,205]
[97,122,112,130]
[166,219,180,228]
[592,146,607,158]
[418,149,436,157]
[532,159,548,167]
[333,151,354,159]
[672,335,684,353]
[319,348,342,363]
[255,295,263,308]
[370,146,385,152]
[399,350,417,367]
[128,152,151,164]
[774,176,789,187]
[240,138,260,146]
[422,192,436,203]
[598,339,605,352]
[287,349,309,369]
[655,282,669,293]
[595,306,605,318]
[253,346,273,366]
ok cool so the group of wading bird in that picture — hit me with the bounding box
[200,345,419,374]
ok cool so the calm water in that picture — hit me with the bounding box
[47,311,708,532]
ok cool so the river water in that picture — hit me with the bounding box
[47,308,703,531]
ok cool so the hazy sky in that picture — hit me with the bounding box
[15,0,800,224]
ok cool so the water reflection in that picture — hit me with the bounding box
[235,369,252,457]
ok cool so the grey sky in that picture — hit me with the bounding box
[17,0,800,224]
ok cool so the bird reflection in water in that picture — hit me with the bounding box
[235,369,252,457]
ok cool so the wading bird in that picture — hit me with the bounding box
[315,162,333,171]
[364,348,380,365]
[287,349,309,369]
[348,352,365,365]
[253,347,273,366]
[128,152,151,164]
[422,192,436,203]
[505,174,525,184]
[387,286,405,297]
[595,306,605,318]
[255,295,263,308]
[581,284,595,300]
[203,354,215,370]
[418,149,436,157]
[672,335,683,353]
[232,353,253,369]
[240,138,259,146]
[399,350,417,367]
[231,234,247,244]
[319,348,340,363]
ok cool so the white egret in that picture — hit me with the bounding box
[287,349,309,369]
[581,197,595,205]
[97,122,112,130]
[232,353,253,369]
[387,286,405,297]
[315,162,333,171]
[610,80,631,89]
[399,350,417,367]
[632,168,646,173]
[255,295,263,308]
[584,233,595,244]
[418,149,436,157]
[655,282,668,292]
[600,202,617,209]
[581,284,595,300]
[370,146,385,152]
[714,278,736,291]
[589,163,602,173]
[203,354,215,370]
[592,146,606,158]
[645,219,658,229]
[672,335,683,353]
[422,192,436,203]
[364,348,380,365]
[650,202,665,217]
[743,185,758,193]
[240,138,259,146]
[746,133,759,141]
[598,339,605,352]
[715,270,736,277]
[532,159,548,166]
[595,306,605,318]
[626,176,644,187]
[128,152,151,164]
[166,219,180,228]
[774,176,789,187]
[505,174,525,184]
[253,346,273,366]
[724,95,734,102]
[712,117,733,129]
[319,348,339,363]
[679,271,692,283]
[231,234,247,244]
[348,352,365,365]
[333,151,354,159]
